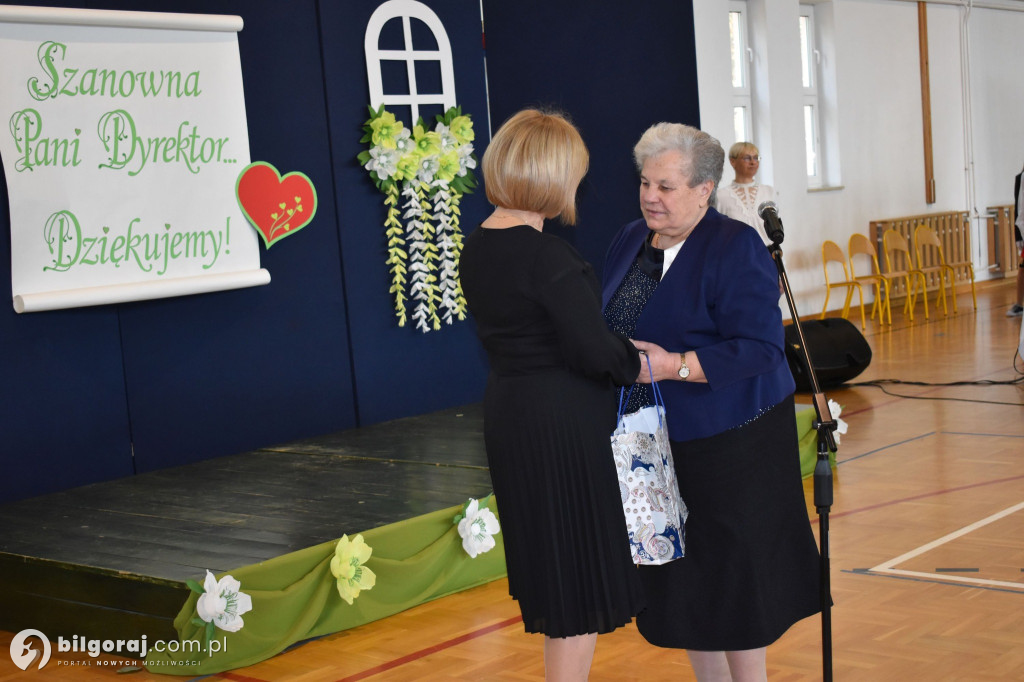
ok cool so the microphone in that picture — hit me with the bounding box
[757,201,785,244]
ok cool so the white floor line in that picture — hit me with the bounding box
[869,569,1024,591]
[868,500,1024,590]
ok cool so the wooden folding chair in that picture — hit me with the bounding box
[913,224,977,312]
[882,229,929,321]
[821,240,866,330]
[848,233,892,325]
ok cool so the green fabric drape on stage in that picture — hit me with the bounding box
[144,499,506,675]
[797,404,837,478]
[144,407,825,675]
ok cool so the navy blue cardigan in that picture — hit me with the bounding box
[602,208,795,441]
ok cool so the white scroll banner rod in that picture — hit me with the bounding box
[0,5,243,32]
[13,268,271,313]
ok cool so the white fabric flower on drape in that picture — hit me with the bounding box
[827,399,849,445]
[457,498,501,558]
[195,570,253,633]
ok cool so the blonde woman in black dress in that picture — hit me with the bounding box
[459,109,644,681]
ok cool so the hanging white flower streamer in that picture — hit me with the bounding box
[357,106,476,331]
[432,181,464,325]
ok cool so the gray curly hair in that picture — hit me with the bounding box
[633,122,725,206]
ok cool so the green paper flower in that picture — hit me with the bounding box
[370,111,404,149]
[436,151,461,184]
[330,534,376,605]
[396,151,421,182]
[412,125,442,157]
[448,115,474,144]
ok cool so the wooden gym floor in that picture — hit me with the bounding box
[1,277,1022,681]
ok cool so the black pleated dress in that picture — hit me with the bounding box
[459,224,645,638]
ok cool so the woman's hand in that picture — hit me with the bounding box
[631,340,677,383]
[631,340,706,383]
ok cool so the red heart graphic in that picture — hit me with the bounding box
[236,162,318,248]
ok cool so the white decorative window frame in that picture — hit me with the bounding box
[364,0,456,123]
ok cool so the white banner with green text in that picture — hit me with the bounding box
[0,6,268,313]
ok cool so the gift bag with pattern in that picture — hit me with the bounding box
[610,357,687,565]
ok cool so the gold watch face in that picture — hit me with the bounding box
[678,364,690,379]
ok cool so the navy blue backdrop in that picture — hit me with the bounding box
[482,0,702,270]
[0,0,698,503]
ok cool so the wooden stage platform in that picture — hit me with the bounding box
[0,403,495,643]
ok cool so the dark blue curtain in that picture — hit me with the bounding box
[482,0,700,273]
[0,0,698,503]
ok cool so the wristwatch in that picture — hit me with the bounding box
[677,353,690,380]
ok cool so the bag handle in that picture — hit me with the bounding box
[617,351,666,419]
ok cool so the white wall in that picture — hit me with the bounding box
[694,0,1024,318]
[970,6,1024,214]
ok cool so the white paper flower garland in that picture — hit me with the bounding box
[358,106,478,332]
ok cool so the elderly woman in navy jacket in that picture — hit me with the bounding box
[602,122,821,682]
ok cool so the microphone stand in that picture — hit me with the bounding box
[768,236,837,682]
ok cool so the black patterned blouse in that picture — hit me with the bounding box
[604,233,663,414]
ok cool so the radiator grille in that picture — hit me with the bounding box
[869,211,971,296]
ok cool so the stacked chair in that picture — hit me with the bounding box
[912,224,977,313]
[847,233,892,325]
[820,239,866,330]
[882,228,930,321]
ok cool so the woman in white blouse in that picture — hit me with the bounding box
[716,142,775,245]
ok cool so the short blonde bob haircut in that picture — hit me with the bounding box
[728,141,759,160]
[482,109,589,225]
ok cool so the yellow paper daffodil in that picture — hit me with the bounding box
[330,534,376,605]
